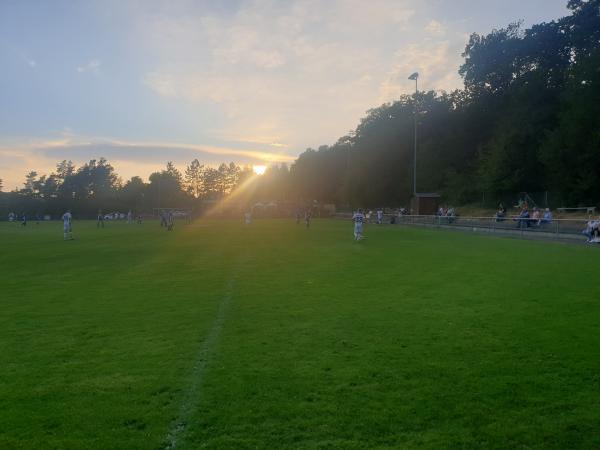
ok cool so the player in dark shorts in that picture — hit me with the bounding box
[304,210,312,228]
[167,210,174,231]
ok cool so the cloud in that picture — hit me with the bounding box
[215,133,289,148]
[143,72,177,97]
[378,38,465,102]
[425,20,446,36]
[76,59,101,73]
[0,0,476,191]
[0,134,295,190]
[1,41,38,69]
[135,0,443,150]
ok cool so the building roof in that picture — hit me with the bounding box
[414,192,441,198]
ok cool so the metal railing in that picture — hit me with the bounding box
[336,213,593,242]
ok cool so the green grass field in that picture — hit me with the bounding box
[1,219,599,449]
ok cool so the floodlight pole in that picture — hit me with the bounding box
[412,75,418,196]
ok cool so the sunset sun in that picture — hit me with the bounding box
[253,165,267,175]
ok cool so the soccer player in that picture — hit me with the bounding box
[97,209,105,228]
[376,208,383,224]
[304,210,312,228]
[167,210,174,231]
[21,213,27,226]
[62,210,73,240]
[127,210,133,224]
[352,209,365,241]
[244,211,252,224]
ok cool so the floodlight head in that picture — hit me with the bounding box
[408,72,419,80]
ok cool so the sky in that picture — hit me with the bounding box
[0,0,569,190]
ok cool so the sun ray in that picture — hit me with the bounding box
[200,172,261,219]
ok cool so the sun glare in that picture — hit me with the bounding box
[253,165,267,175]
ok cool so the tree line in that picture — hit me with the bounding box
[288,0,600,208]
[0,158,286,217]
[1,0,599,216]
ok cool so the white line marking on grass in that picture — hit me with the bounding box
[162,275,236,450]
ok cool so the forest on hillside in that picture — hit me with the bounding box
[1,0,599,216]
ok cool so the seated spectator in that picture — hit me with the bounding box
[495,203,507,222]
[583,218,600,242]
[531,208,541,226]
[540,208,553,225]
[514,207,530,228]
[593,225,600,242]
[447,207,456,224]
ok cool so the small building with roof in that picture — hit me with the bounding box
[410,193,440,215]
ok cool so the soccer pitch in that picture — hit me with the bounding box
[1,219,599,449]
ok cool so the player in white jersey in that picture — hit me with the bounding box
[62,210,73,240]
[376,209,383,224]
[352,209,365,241]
